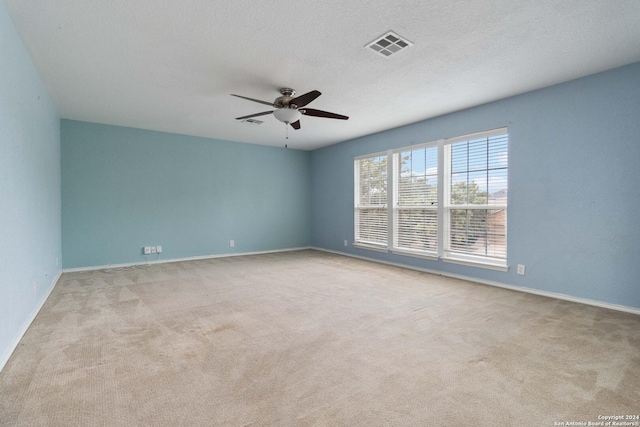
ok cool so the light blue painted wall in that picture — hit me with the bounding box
[311,62,640,310]
[0,3,61,366]
[61,120,311,268]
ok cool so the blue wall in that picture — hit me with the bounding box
[61,120,311,268]
[0,3,61,367]
[311,62,640,310]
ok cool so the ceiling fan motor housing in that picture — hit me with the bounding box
[274,88,296,108]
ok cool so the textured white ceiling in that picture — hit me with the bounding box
[5,0,640,150]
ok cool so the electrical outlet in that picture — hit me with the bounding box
[156,245,162,253]
[344,240,348,247]
[143,246,151,255]
[150,246,157,254]
[230,240,235,247]
[517,264,525,275]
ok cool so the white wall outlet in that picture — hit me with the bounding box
[229,240,235,248]
[156,245,162,253]
[517,264,525,275]
[143,246,151,255]
[344,240,348,247]
[150,246,157,254]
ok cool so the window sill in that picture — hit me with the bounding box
[353,243,388,253]
[391,248,438,261]
[442,255,508,272]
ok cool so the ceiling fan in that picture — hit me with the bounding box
[231,88,348,130]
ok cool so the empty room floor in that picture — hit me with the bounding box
[1,249,639,426]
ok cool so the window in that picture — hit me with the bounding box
[393,144,439,257]
[444,130,508,267]
[354,153,388,249]
[354,128,508,270]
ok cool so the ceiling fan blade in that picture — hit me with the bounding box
[231,94,275,107]
[235,111,274,120]
[288,90,321,108]
[300,108,349,120]
[290,120,301,130]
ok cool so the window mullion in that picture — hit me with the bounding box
[386,149,394,251]
[437,139,446,259]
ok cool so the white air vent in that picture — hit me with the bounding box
[241,118,264,125]
[366,31,413,58]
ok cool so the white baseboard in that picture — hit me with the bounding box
[62,246,313,273]
[0,269,62,373]
[311,247,640,316]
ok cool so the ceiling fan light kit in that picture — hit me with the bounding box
[273,107,301,124]
[231,87,348,134]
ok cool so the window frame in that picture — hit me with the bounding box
[353,128,508,271]
[442,129,508,269]
[391,141,440,260]
[353,151,390,251]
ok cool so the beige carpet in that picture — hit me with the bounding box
[1,249,639,426]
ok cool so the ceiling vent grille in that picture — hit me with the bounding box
[366,31,413,58]
[241,118,264,125]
